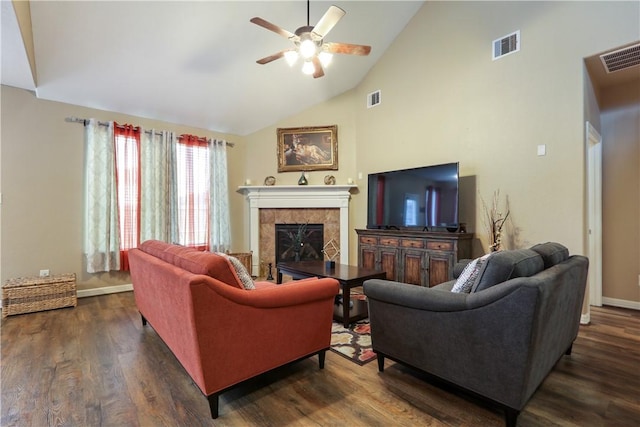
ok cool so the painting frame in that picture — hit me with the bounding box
[277,125,338,172]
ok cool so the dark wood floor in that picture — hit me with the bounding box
[1,292,639,427]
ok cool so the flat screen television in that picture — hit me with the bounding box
[367,162,459,230]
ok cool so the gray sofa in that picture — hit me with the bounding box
[363,242,588,427]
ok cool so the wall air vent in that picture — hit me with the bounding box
[600,43,640,73]
[492,30,520,60]
[367,90,381,108]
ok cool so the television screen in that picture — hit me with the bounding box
[367,162,459,229]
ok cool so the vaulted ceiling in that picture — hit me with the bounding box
[1,1,424,136]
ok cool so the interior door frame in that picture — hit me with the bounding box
[586,121,603,311]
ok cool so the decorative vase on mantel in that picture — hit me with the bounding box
[298,172,308,185]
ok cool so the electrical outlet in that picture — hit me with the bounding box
[39,269,50,277]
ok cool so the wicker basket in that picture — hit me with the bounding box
[2,273,77,318]
[226,252,253,277]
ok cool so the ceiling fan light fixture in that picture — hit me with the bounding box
[318,51,333,67]
[302,60,315,75]
[284,50,299,66]
[251,3,371,78]
[299,38,318,59]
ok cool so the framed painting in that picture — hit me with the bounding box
[277,125,338,172]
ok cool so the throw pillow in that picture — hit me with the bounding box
[217,253,256,290]
[451,253,493,293]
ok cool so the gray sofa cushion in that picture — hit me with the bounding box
[471,249,544,293]
[530,242,569,269]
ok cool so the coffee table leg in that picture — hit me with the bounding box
[342,282,350,328]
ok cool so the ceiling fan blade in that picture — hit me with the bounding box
[324,42,372,56]
[250,17,296,40]
[312,5,345,38]
[312,57,325,78]
[256,50,292,65]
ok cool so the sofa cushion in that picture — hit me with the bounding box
[163,244,201,268]
[471,249,544,293]
[139,239,184,261]
[217,253,256,290]
[451,253,493,293]
[530,242,569,269]
[139,240,244,289]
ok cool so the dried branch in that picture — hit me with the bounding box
[480,189,510,251]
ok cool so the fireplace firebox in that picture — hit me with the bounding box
[275,223,324,263]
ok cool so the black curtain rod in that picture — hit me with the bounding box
[65,117,234,147]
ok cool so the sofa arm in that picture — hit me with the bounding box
[364,279,470,311]
[201,277,339,308]
[364,277,536,312]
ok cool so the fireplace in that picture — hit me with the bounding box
[238,184,356,276]
[275,223,324,262]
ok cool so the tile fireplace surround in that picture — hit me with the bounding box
[238,185,356,276]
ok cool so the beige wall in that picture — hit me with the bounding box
[243,2,639,268]
[3,2,639,305]
[0,85,245,290]
[354,1,639,256]
[239,91,359,263]
[240,90,357,188]
[601,81,640,304]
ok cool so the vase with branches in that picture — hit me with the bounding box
[480,190,510,252]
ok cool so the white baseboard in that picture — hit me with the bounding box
[77,283,133,298]
[601,297,640,311]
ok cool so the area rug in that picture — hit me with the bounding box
[330,319,376,365]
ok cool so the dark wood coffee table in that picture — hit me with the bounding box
[276,261,386,327]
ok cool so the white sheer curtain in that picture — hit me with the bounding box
[84,119,120,272]
[208,139,231,252]
[140,129,178,243]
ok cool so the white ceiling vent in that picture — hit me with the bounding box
[492,30,520,60]
[367,90,381,108]
[600,43,640,73]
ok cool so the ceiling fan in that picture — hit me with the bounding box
[250,1,371,78]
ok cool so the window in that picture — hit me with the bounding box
[404,194,419,226]
[113,127,212,269]
[85,120,229,273]
[176,136,210,249]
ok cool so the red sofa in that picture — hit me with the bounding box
[128,240,339,418]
